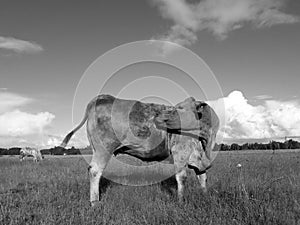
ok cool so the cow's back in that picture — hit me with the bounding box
[86,95,171,155]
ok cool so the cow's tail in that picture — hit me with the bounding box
[60,98,96,148]
[204,109,220,161]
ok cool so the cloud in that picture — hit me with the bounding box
[254,94,273,100]
[45,134,88,148]
[45,135,62,147]
[211,90,300,142]
[0,132,88,149]
[0,92,33,113]
[0,91,56,147]
[152,25,198,55]
[0,36,43,53]
[152,0,299,47]
[0,110,55,137]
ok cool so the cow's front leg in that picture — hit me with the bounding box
[175,168,187,202]
[197,172,207,193]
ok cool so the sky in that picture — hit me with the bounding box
[0,0,300,147]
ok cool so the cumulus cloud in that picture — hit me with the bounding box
[152,0,299,47]
[0,91,87,148]
[0,92,56,147]
[211,90,300,142]
[0,92,33,113]
[0,132,88,149]
[0,110,55,137]
[45,134,88,148]
[46,135,62,147]
[0,36,43,53]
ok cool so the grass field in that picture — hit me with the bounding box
[0,150,299,225]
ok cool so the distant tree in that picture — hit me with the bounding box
[220,144,230,151]
[230,143,240,151]
[8,147,21,155]
[0,148,7,155]
[68,146,81,155]
[242,143,249,150]
[285,139,300,149]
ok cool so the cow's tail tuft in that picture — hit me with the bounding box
[60,131,75,148]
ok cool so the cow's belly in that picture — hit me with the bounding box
[115,144,170,161]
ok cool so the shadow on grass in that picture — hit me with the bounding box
[99,176,114,196]
[160,175,177,197]
[0,181,46,195]
[98,174,179,200]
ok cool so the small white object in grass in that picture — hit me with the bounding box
[237,163,242,168]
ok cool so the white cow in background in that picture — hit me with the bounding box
[19,147,44,162]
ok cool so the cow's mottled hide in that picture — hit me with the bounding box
[60,94,219,205]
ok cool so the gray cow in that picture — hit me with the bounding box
[60,94,219,206]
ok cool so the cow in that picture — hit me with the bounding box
[60,94,219,206]
[19,147,44,162]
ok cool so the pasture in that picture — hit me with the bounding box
[0,150,299,225]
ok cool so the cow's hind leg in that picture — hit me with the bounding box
[196,171,207,193]
[89,149,112,206]
[175,168,187,202]
[190,165,209,193]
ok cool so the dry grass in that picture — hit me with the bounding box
[0,151,299,225]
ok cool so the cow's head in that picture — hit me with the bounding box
[154,97,219,147]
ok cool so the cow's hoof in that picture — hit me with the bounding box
[90,201,101,207]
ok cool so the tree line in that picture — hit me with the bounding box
[215,139,300,151]
[0,146,92,156]
[0,139,299,156]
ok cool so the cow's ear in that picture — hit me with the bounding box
[175,97,195,109]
